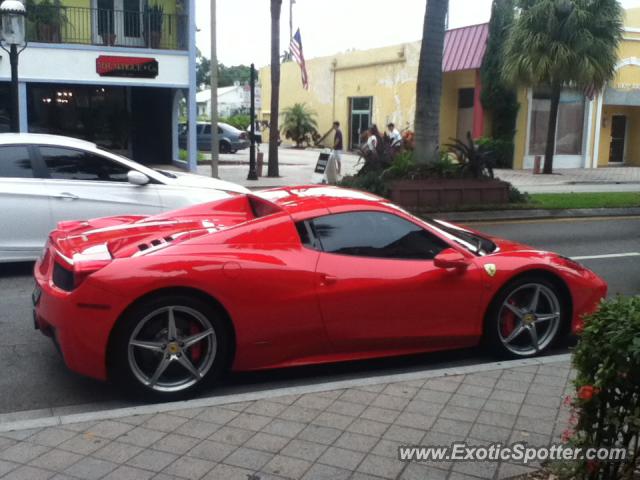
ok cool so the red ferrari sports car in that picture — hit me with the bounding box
[33,186,606,399]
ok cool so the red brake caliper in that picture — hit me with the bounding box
[189,323,203,363]
[502,301,516,338]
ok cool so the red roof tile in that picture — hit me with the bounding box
[442,23,489,73]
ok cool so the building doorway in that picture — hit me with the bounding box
[609,115,627,163]
[456,88,475,140]
[94,0,144,47]
[349,97,372,150]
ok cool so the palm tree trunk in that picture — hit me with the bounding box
[413,0,448,164]
[543,85,561,174]
[268,0,282,177]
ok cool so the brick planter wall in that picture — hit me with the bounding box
[389,179,510,212]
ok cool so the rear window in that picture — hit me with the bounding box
[248,195,282,218]
[0,146,33,178]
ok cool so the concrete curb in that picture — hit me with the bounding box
[436,207,640,223]
[0,354,571,434]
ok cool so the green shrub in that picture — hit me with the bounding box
[477,137,515,169]
[339,171,389,197]
[220,114,251,131]
[178,149,206,162]
[558,296,640,479]
[507,185,529,203]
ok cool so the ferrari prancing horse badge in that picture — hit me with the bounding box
[484,264,497,277]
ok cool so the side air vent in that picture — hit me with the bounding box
[137,235,175,252]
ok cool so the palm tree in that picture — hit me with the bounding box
[413,0,449,164]
[268,0,283,177]
[503,0,623,174]
[281,103,318,148]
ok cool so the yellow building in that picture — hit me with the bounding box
[261,8,640,169]
[260,23,489,152]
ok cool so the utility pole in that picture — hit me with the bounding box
[210,0,219,178]
[247,64,258,180]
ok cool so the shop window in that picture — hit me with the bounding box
[0,83,10,133]
[529,89,585,156]
[28,84,129,151]
[41,147,129,182]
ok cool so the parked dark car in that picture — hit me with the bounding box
[179,122,250,153]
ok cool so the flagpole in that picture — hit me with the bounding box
[289,0,294,43]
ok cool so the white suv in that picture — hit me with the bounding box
[0,133,248,262]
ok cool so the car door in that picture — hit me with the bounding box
[198,124,212,151]
[36,146,164,224]
[308,211,484,354]
[0,145,53,261]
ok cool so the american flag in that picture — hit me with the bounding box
[290,28,309,90]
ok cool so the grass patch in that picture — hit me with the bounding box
[423,192,640,213]
[528,192,640,209]
[179,149,207,163]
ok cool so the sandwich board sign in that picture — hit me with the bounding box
[311,151,338,184]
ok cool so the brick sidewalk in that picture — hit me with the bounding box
[0,357,574,480]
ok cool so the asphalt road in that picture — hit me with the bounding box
[0,216,638,419]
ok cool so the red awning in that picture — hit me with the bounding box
[443,23,489,73]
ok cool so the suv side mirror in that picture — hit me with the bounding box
[127,170,150,186]
[434,248,470,270]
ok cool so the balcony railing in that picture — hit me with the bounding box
[25,6,188,50]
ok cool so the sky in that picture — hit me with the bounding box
[196,0,640,67]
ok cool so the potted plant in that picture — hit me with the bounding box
[144,4,164,49]
[28,0,67,43]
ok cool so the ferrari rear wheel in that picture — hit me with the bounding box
[485,276,566,358]
[111,295,230,400]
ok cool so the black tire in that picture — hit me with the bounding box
[483,274,568,359]
[109,294,231,401]
[219,142,231,154]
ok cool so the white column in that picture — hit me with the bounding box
[18,82,27,133]
[186,0,197,172]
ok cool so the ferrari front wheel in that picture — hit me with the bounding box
[111,295,230,400]
[485,276,566,358]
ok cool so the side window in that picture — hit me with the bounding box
[41,147,129,182]
[202,125,212,135]
[311,211,448,260]
[0,146,33,178]
[218,127,224,134]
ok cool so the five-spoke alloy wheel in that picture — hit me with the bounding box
[111,295,230,400]
[485,276,566,358]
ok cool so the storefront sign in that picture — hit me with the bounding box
[96,56,159,79]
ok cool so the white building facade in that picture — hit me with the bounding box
[0,0,199,171]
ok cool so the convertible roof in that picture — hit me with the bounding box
[254,186,391,219]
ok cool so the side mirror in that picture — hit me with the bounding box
[434,248,470,270]
[127,170,150,186]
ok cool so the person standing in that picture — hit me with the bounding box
[331,121,343,174]
[387,122,402,148]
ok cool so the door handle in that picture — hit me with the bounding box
[55,192,79,201]
[320,274,338,286]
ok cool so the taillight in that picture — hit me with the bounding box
[52,244,112,290]
[239,132,248,140]
[73,259,112,288]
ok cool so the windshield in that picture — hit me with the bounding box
[424,218,497,256]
